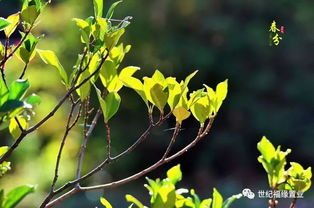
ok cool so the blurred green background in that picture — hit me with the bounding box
[1,0,314,207]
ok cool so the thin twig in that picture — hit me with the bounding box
[40,101,79,208]
[44,118,215,207]
[289,198,297,208]
[19,63,28,79]
[105,122,111,158]
[162,122,181,159]
[14,117,25,133]
[76,108,102,184]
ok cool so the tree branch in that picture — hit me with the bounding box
[19,63,29,79]
[162,122,181,159]
[105,122,111,158]
[44,118,215,207]
[76,108,102,183]
[40,101,81,208]
[0,50,109,164]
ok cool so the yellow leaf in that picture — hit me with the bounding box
[4,13,20,38]
[216,79,228,102]
[100,197,112,208]
[173,107,190,124]
[9,117,28,139]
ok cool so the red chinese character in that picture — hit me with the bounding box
[280,26,285,34]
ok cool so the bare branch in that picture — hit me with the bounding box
[40,101,80,208]
[76,108,102,183]
[105,123,111,158]
[162,122,181,159]
[19,63,29,79]
[44,118,215,207]
[289,198,297,208]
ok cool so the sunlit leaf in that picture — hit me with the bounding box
[76,71,91,101]
[93,0,103,17]
[100,60,117,87]
[4,13,20,38]
[94,85,121,123]
[119,66,140,79]
[166,164,182,185]
[257,136,276,163]
[125,194,145,208]
[190,97,210,125]
[173,107,190,124]
[9,117,28,139]
[15,33,38,64]
[216,79,228,101]
[2,185,36,208]
[21,5,39,25]
[166,77,181,110]
[0,18,11,31]
[152,70,166,86]
[212,188,223,208]
[25,93,41,105]
[8,80,30,100]
[120,76,148,106]
[72,18,89,29]
[0,146,8,157]
[150,83,169,113]
[200,198,212,208]
[222,194,242,208]
[37,49,68,85]
[106,1,123,19]
[100,197,112,208]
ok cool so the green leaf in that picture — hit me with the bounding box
[222,194,242,208]
[106,1,123,19]
[183,70,198,89]
[76,71,91,101]
[257,136,276,163]
[120,76,148,106]
[4,13,20,38]
[2,185,36,208]
[216,79,228,101]
[152,184,176,208]
[0,18,11,31]
[9,117,28,139]
[8,80,30,100]
[212,188,223,208]
[150,84,169,112]
[0,100,25,113]
[93,0,103,17]
[72,18,89,29]
[100,197,112,208]
[166,77,181,110]
[287,162,312,192]
[94,86,121,123]
[15,33,38,64]
[0,146,8,157]
[166,164,182,185]
[200,199,212,208]
[125,194,145,208]
[119,66,140,79]
[37,49,68,85]
[99,60,117,88]
[104,28,125,49]
[25,93,41,105]
[190,97,210,125]
[152,70,166,86]
[21,5,40,25]
[0,161,11,176]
